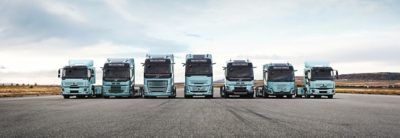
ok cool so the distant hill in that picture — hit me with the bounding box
[339,72,400,80]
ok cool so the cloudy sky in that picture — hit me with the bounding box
[0,0,400,84]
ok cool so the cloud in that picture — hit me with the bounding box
[1,0,400,84]
[184,32,202,38]
[0,0,189,53]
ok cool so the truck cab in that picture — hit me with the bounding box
[58,60,100,99]
[220,60,255,98]
[102,58,141,98]
[256,63,296,98]
[143,54,176,98]
[297,62,339,99]
[183,54,214,98]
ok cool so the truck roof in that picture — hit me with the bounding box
[186,54,212,60]
[305,61,330,68]
[227,59,252,64]
[107,58,134,64]
[146,54,174,63]
[68,60,93,67]
[263,63,293,71]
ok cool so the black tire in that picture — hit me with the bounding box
[248,94,254,98]
[103,96,110,99]
[224,91,229,98]
[262,91,268,98]
[63,95,70,99]
[287,95,293,98]
[76,95,85,98]
[328,95,333,99]
[295,95,302,98]
[315,95,321,98]
[276,95,284,98]
[206,95,213,99]
[305,95,311,98]
[184,95,192,98]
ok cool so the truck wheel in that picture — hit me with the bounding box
[248,94,254,98]
[305,95,311,98]
[295,94,302,98]
[287,95,293,98]
[63,95,70,99]
[224,92,229,98]
[206,95,213,99]
[184,95,192,98]
[77,95,85,99]
[328,95,333,99]
[276,95,284,98]
[263,94,269,98]
[315,95,321,98]
[104,96,110,99]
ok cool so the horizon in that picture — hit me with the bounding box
[1,0,400,84]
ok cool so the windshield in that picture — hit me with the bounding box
[62,66,88,79]
[268,69,294,82]
[103,67,130,81]
[226,64,254,81]
[185,62,212,76]
[311,68,333,80]
[144,60,171,78]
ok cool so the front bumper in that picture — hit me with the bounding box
[103,85,131,97]
[143,92,174,97]
[307,88,335,96]
[185,85,213,96]
[62,86,91,96]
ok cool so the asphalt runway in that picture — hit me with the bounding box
[1,88,400,137]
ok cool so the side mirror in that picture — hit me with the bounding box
[212,63,216,65]
[87,70,91,78]
[182,63,186,67]
[91,70,95,77]
[141,63,145,66]
[57,69,61,78]
[294,70,298,72]
[304,71,310,79]
[336,70,339,79]
[223,67,226,70]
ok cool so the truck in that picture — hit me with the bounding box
[297,62,339,99]
[183,54,214,98]
[256,63,296,98]
[102,58,142,98]
[58,60,101,99]
[143,54,176,98]
[220,60,255,98]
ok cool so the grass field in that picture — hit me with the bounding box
[1,80,400,97]
[0,86,60,97]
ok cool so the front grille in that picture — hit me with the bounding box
[149,87,167,92]
[190,86,208,92]
[110,86,122,93]
[148,80,168,92]
[65,82,84,86]
[70,86,80,89]
[148,80,168,86]
[319,91,327,93]
[70,91,79,93]
[234,87,247,92]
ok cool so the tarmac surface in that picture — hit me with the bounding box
[1,88,400,137]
